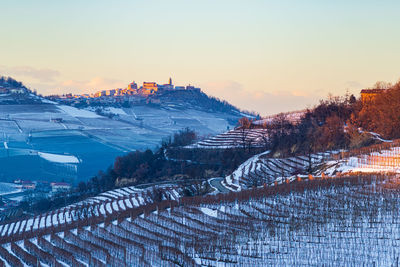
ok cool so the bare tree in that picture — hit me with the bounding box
[238,117,252,151]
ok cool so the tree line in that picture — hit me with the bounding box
[352,80,400,139]
[74,128,256,195]
[0,76,26,88]
[236,79,400,157]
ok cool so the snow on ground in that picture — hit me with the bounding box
[3,179,400,266]
[224,143,400,191]
[85,106,127,115]
[187,128,269,149]
[0,183,21,196]
[40,98,57,104]
[324,146,400,175]
[224,146,400,190]
[199,207,218,218]
[38,152,80,164]
[368,131,392,142]
[325,158,400,175]
[253,109,305,126]
[104,107,127,115]
[0,102,242,182]
[0,182,186,241]
[57,105,101,118]
[224,150,272,190]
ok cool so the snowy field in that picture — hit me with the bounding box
[0,183,20,196]
[0,104,239,182]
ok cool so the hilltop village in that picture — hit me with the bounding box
[48,78,201,106]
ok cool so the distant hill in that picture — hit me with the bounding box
[0,76,42,104]
[51,87,253,122]
[0,77,250,183]
[154,89,244,114]
[0,76,27,90]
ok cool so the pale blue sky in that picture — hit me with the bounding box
[1,0,399,114]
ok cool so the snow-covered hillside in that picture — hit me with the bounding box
[188,128,269,149]
[57,105,102,119]
[0,184,184,240]
[187,110,304,150]
[0,102,242,182]
[252,109,306,126]
[0,175,398,266]
[223,140,400,191]
[224,151,331,190]
[0,183,21,196]
[325,145,400,175]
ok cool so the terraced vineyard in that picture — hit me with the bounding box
[187,110,305,150]
[0,175,399,266]
[337,144,400,173]
[188,128,269,149]
[0,185,184,241]
[224,139,400,190]
[224,151,332,190]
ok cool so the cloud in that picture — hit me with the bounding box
[15,76,126,96]
[201,81,244,93]
[344,80,364,89]
[0,65,60,82]
[201,80,322,115]
[60,77,125,93]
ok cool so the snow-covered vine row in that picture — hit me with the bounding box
[0,175,399,266]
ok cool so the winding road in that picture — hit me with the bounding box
[209,177,230,193]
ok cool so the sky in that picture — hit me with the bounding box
[1,0,400,115]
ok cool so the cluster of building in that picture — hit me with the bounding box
[0,180,72,210]
[13,179,71,193]
[0,85,27,94]
[360,88,386,103]
[57,78,201,99]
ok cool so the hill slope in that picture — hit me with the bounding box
[0,175,398,266]
[0,78,246,183]
[223,139,400,191]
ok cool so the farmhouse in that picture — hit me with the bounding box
[20,181,36,190]
[10,88,25,94]
[360,88,385,103]
[50,182,71,192]
[50,118,63,123]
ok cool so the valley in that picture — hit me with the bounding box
[0,102,241,183]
